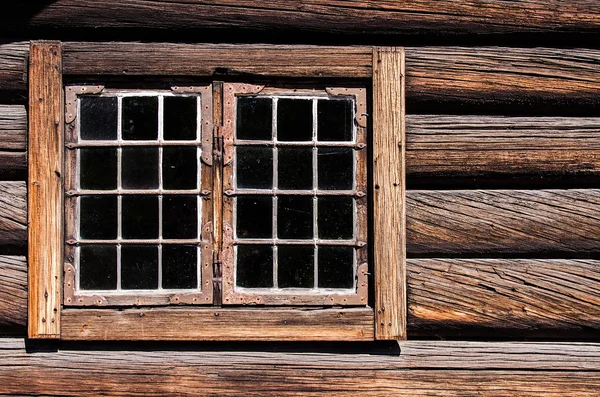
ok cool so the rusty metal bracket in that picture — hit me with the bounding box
[326,87,368,129]
[65,85,105,124]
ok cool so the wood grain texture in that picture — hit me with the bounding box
[1,338,600,396]
[0,41,28,93]
[408,259,600,338]
[406,115,600,177]
[0,256,26,334]
[407,189,600,255]
[0,105,26,150]
[13,1,600,36]
[27,41,62,339]
[61,308,374,341]
[63,42,373,78]
[0,182,26,251]
[372,47,405,340]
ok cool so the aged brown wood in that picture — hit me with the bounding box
[10,1,600,36]
[0,41,28,94]
[0,105,26,150]
[408,258,600,338]
[0,182,26,251]
[27,41,62,339]
[63,42,373,78]
[1,338,600,395]
[406,115,600,177]
[0,256,26,334]
[61,308,374,341]
[372,47,406,340]
[407,189,600,255]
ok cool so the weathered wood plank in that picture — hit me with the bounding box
[1,338,600,395]
[0,256,26,334]
[10,1,600,36]
[0,182,26,251]
[62,42,373,78]
[28,41,62,339]
[0,105,26,150]
[372,47,406,340]
[61,308,374,341]
[407,189,600,255]
[408,259,600,338]
[406,115,600,177]
[0,42,28,94]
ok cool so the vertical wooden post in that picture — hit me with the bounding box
[28,41,63,339]
[372,47,406,340]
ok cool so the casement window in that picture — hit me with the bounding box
[28,41,405,341]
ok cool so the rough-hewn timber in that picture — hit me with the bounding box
[6,1,600,36]
[5,112,600,179]
[0,338,599,396]
[0,182,26,252]
[2,257,600,338]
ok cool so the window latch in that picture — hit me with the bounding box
[213,251,222,305]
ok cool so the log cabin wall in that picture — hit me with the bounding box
[1,1,600,395]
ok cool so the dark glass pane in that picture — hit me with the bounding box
[80,196,117,240]
[318,148,353,190]
[318,197,353,239]
[164,96,197,140]
[121,195,158,239]
[317,99,353,142]
[278,245,314,288]
[79,245,117,290]
[162,245,197,289]
[277,99,312,141]
[278,147,312,190]
[80,148,117,190]
[80,96,118,140]
[122,96,158,140]
[236,147,273,189]
[121,245,158,289]
[162,195,197,239]
[318,246,354,288]
[162,147,197,190]
[277,196,313,239]
[236,245,273,288]
[236,97,272,140]
[122,147,159,189]
[236,196,272,239]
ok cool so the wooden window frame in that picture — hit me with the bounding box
[28,41,406,341]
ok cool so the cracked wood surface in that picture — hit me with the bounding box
[0,182,26,252]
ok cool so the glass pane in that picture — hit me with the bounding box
[236,97,272,140]
[164,96,197,140]
[162,195,198,239]
[277,98,312,141]
[80,96,118,140]
[278,245,314,288]
[162,147,197,190]
[317,148,353,190]
[121,147,159,189]
[278,147,312,190]
[121,245,159,289]
[80,148,117,190]
[122,96,158,140]
[236,196,272,239]
[317,99,353,142]
[318,246,354,288]
[235,147,273,189]
[277,196,313,239]
[318,197,353,239]
[79,245,117,290]
[121,195,159,239]
[236,245,273,288]
[79,196,117,240]
[162,245,197,289]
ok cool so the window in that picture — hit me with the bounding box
[28,41,405,341]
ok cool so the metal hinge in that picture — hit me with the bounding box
[212,250,222,306]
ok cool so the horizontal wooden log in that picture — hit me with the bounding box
[4,113,600,179]
[0,182,26,251]
[407,189,600,255]
[406,116,600,177]
[8,1,600,37]
[0,256,26,334]
[1,338,600,396]
[408,259,600,338]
